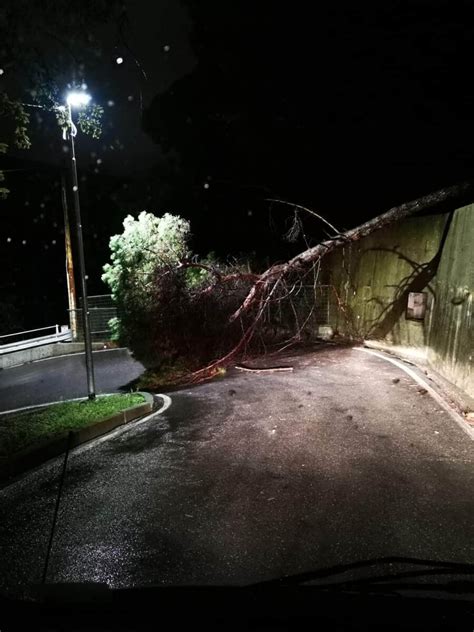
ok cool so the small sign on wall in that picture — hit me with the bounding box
[406,292,427,320]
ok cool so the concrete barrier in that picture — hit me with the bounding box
[0,342,108,370]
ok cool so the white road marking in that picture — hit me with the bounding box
[154,393,172,416]
[73,394,172,455]
[0,395,172,492]
[354,347,474,441]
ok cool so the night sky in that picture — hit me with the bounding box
[2,0,474,333]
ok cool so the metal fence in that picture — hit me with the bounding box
[262,283,331,340]
[69,286,331,343]
[72,294,117,342]
[284,283,330,327]
[307,284,330,325]
[0,325,71,354]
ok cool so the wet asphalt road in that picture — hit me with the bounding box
[0,346,473,596]
[0,349,145,411]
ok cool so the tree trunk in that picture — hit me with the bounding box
[231,181,472,322]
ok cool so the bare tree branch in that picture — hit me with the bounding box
[266,198,341,235]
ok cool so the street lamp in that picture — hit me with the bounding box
[65,90,96,400]
[66,91,91,108]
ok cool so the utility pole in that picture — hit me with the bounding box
[61,172,78,341]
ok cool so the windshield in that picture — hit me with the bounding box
[1,0,473,607]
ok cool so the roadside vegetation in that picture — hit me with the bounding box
[102,211,319,387]
[0,394,145,455]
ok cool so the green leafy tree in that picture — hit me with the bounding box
[102,211,250,370]
[102,211,193,365]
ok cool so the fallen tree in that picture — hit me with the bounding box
[103,182,472,384]
[188,181,473,381]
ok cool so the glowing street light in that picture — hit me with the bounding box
[65,90,96,400]
[66,91,91,108]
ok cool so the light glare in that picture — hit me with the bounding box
[66,91,91,107]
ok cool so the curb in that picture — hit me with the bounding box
[0,392,154,483]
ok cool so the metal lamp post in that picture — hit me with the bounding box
[66,91,96,400]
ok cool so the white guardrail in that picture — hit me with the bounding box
[0,325,72,355]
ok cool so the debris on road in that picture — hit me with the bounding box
[235,364,294,373]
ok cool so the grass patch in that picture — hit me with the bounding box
[0,393,145,456]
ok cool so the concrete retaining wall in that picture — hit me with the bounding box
[324,203,474,398]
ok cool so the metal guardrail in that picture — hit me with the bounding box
[0,325,61,341]
[0,325,72,355]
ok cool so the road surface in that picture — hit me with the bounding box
[0,348,145,411]
[0,345,473,597]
